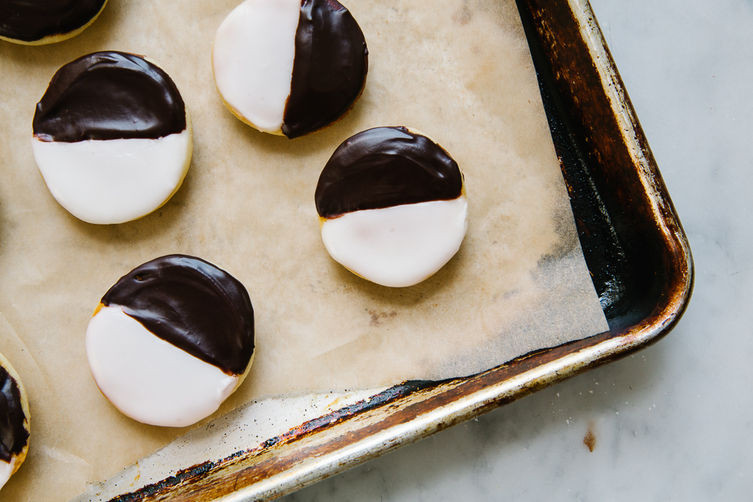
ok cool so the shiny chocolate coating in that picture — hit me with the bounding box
[101,255,254,376]
[315,127,463,218]
[33,51,186,143]
[0,0,105,42]
[281,0,368,138]
[0,366,28,463]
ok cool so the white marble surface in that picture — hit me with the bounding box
[283,1,753,500]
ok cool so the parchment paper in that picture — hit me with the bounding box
[0,0,608,499]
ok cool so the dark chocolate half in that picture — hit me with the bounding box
[0,0,105,43]
[315,126,463,218]
[0,365,29,463]
[33,51,187,143]
[101,255,254,376]
[281,0,368,138]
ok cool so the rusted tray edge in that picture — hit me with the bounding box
[117,0,693,500]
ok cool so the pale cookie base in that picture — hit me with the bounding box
[321,196,469,287]
[87,305,254,428]
[212,0,300,135]
[32,116,193,225]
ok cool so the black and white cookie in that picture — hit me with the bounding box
[0,0,107,45]
[32,51,192,225]
[0,352,30,490]
[213,0,368,138]
[315,127,468,288]
[86,255,255,427]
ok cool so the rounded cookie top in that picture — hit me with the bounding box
[100,255,255,375]
[213,0,367,138]
[87,255,255,427]
[0,0,106,44]
[315,127,468,288]
[315,126,463,218]
[0,354,30,489]
[31,51,192,225]
[33,51,187,143]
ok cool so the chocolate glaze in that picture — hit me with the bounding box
[281,0,368,138]
[0,0,105,42]
[315,127,463,218]
[33,51,186,143]
[0,366,28,463]
[101,255,254,376]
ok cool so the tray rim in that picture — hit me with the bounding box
[110,0,694,499]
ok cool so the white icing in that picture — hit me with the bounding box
[31,130,191,224]
[0,458,13,489]
[86,306,240,428]
[213,0,300,132]
[321,197,468,287]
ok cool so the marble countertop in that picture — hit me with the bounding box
[283,1,753,500]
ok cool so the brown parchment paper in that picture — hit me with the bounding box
[0,0,608,499]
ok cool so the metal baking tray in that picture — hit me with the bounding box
[105,0,693,499]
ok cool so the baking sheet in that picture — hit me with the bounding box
[0,0,607,499]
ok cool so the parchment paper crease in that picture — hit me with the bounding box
[0,0,608,499]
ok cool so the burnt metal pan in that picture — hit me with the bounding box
[109,0,693,499]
